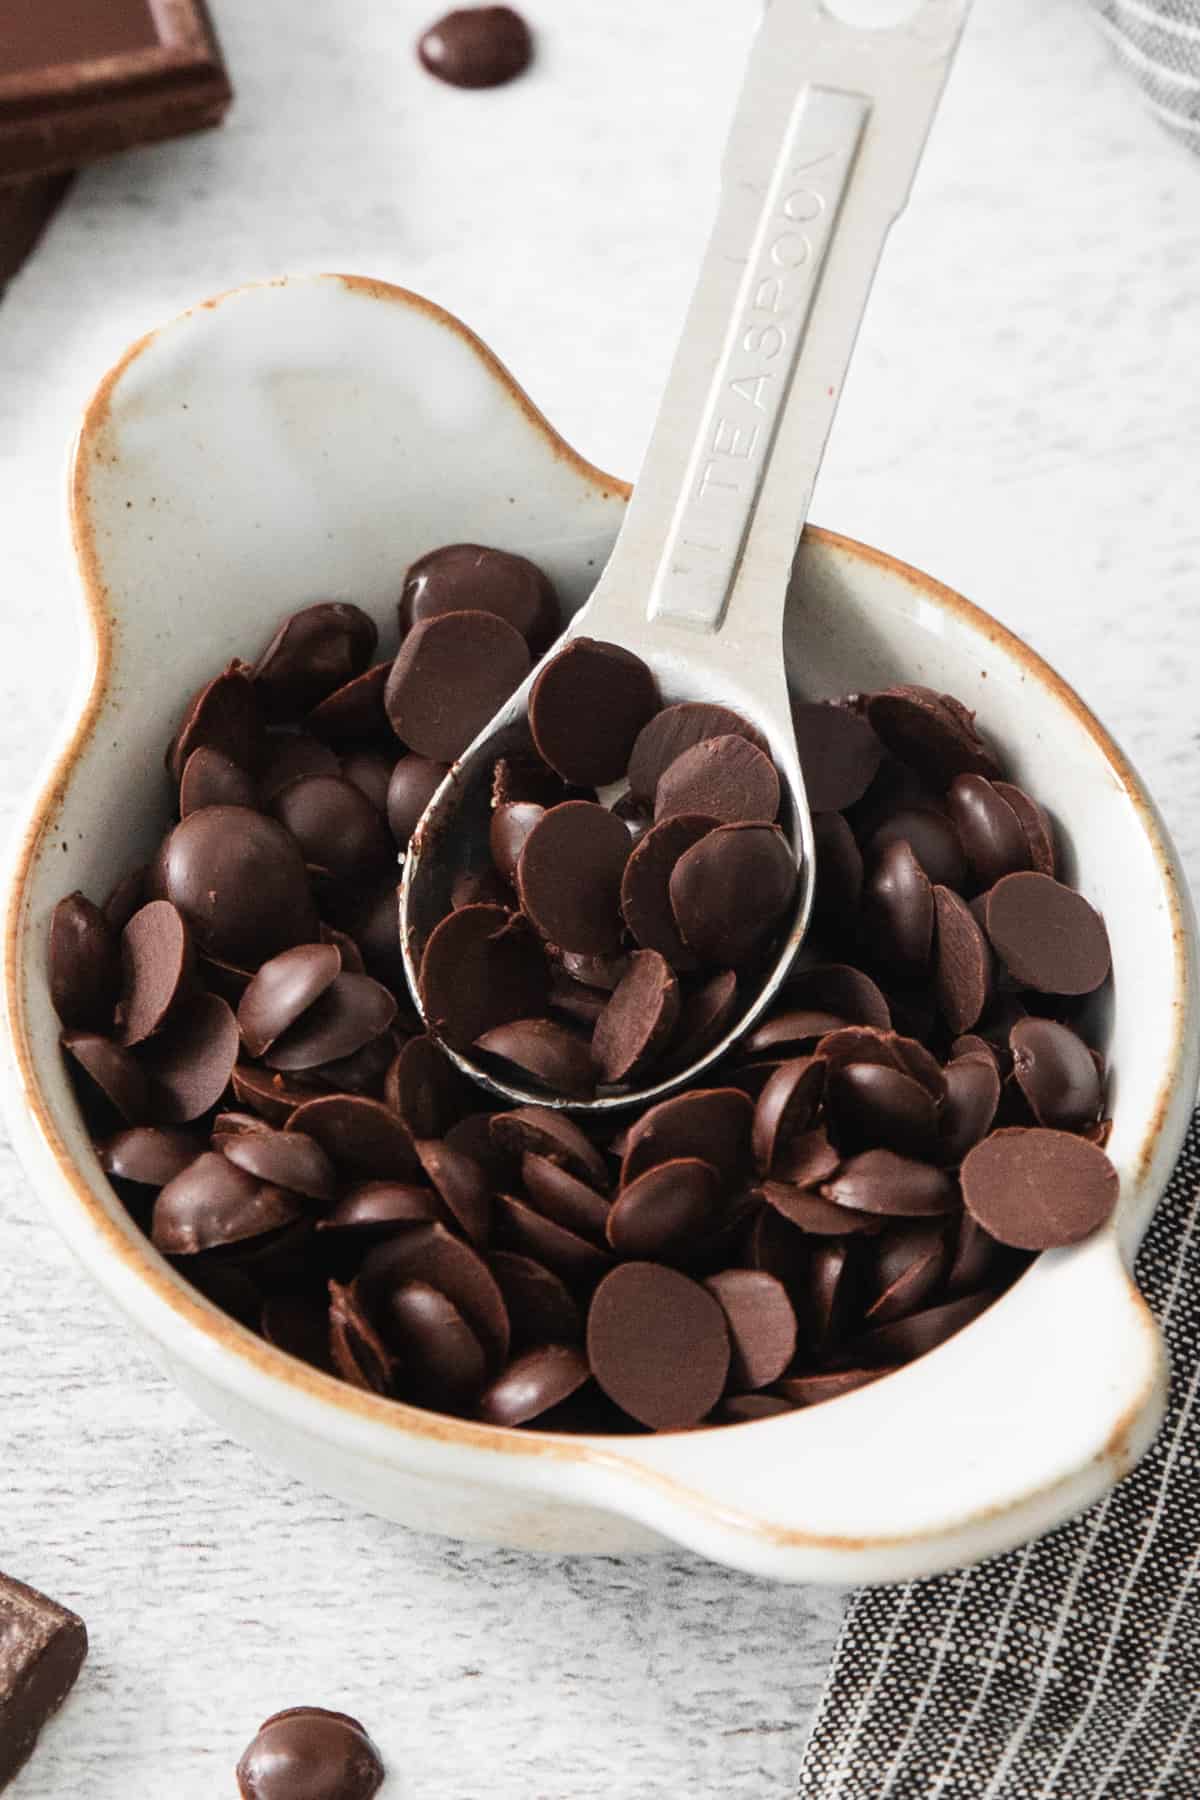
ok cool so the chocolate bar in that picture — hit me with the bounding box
[0,0,232,182]
[0,1571,88,1791]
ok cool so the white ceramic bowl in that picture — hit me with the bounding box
[4,274,1197,1584]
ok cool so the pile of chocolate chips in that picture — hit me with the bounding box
[50,541,1119,1434]
[417,634,798,1097]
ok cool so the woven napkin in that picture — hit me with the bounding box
[796,1110,1200,1799]
[1087,0,1200,148]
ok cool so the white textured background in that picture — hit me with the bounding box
[1,1,1198,1794]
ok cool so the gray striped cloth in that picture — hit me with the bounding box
[796,1111,1200,1799]
[1087,0,1200,148]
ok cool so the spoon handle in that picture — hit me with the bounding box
[592,0,969,643]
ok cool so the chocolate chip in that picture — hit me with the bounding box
[752,1056,826,1175]
[704,1269,797,1389]
[263,973,396,1072]
[984,872,1111,995]
[489,1251,583,1347]
[869,808,966,891]
[166,662,262,785]
[450,867,514,910]
[606,1157,719,1258]
[770,1121,841,1188]
[260,1294,334,1372]
[258,733,342,802]
[496,1194,612,1287]
[947,774,1031,888]
[157,805,319,965]
[386,754,449,846]
[862,839,933,972]
[621,1087,753,1185]
[529,639,659,786]
[360,1222,510,1368]
[152,1153,303,1255]
[518,1152,607,1237]
[627,702,768,804]
[384,1034,471,1140]
[418,903,549,1051]
[400,543,556,645]
[252,603,378,723]
[316,1181,443,1239]
[306,662,392,745]
[488,1106,609,1185]
[417,5,533,86]
[654,734,780,826]
[849,1289,994,1365]
[864,1220,948,1326]
[865,685,1001,789]
[102,866,149,933]
[217,1127,337,1204]
[287,1094,419,1178]
[230,1063,322,1127]
[669,822,796,966]
[717,1393,796,1422]
[822,1148,958,1217]
[477,1344,590,1426]
[114,900,191,1047]
[179,746,257,817]
[790,700,882,811]
[945,1211,1002,1296]
[387,1280,490,1405]
[803,1239,855,1354]
[932,884,992,1034]
[237,943,343,1058]
[826,1062,939,1158]
[620,813,717,969]
[516,801,632,955]
[412,1138,492,1246]
[329,1279,396,1393]
[149,993,240,1123]
[783,964,892,1031]
[669,969,739,1067]
[97,1125,202,1187]
[236,1706,384,1800]
[811,811,863,928]
[475,1017,597,1098]
[938,1053,1001,1164]
[49,893,119,1030]
[961,1126,1118,1249]
[591,950,679,1084]
[587,1263,730,1429]
[1010,1016,1103,1130]
[339,750,395,818]
[271,775,395,885]
[995,781,1056,876]
[486,801,543,886]
[385,611,530,760]
[757,1181,880,1236]
[774,1367,893,1406]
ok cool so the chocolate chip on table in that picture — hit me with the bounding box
[417,4,533,86]
[592,950,680,1084]
[516,801,632,955]
[961,1126,1119,1249]
[0,1570,88,1794]
[654,734,780,825]
[179,746,257,817]
[418,903,549,1051]
[1010,1016,1102,1131]
[790,700,882,812]
[387,754,449,846]
[984,871,1112,996]
[668,822,796,966]
[48,892,119,1030]
[588,1262,730,1429]
[156,805,319,965]
[236,1706,384,1800]
[529,638,659,786]
[385,609,531,760]
[627,701,769,804]
[400,543,557,646]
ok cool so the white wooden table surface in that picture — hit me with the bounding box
[2,1,1198,1793]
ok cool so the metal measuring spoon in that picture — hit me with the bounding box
[402,0,971,1112]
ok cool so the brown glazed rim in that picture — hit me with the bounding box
[3,275,1190,1552]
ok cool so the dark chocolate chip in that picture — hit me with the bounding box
[385,610,530,760]
[329,1279,397,1393]
[236,1706,384,1800]
[668,969,739,1067]
[179,746,257,817]
[752,1056,826,1175]
[865,685,1001,789]
[669,822,796,966]
[826,1061,939,1158]
[258,733,342,801]
[620,813,718,969]
[115,900,191,1046]
[475,1017,597,1098]
[489,1251,584,1348]
[306,662,392,745]
[149,993,240,1124]
[790,700,882,812]
[938,1053,1002,1164]
[264,973,396,1071]
[621,1087,753,1186]
[516,801,632,955]
[237,943,343,1058]
[703,1268,796,1389]
[400,543,556,644]
[339,750,395,817]
[450,867,515,910]
[271,775,395,884]
[769,1121,841,1188]
[627,702,768,804]
[217,1127,337,1204]
[716,1393,797,1422]
[287,1094,419,1178]
[869,808,966,891]
[477,1344,591,1426]
[252,602,378,723]
[984,872,1111,996]
[417,6,533,87]
[587,1262,730,1429]
[489,1106,608,1185]
[757,1181,880,1236]
[528,638,659,787]
[933,884,992,1035]
[995,781,1056,876]
[1010,1016,1103,1130]
[260,1294,335,1372]
[774,1367,893,1406]
[783,964,892,1031]
[384,1279,488,1406]
[822,1148,958,1217]
[152,1154,303,1255]
[519,1153,610,1242]
[384,1034,473,1140]
[947,774,1031,888]
[848,1289,994,1365]
[97,1126,201,1187]
[316,1181,443,1239]
[862,839,933,972]
[654,734,780,826]
[230,1063,324,1128]
[864,1220,948,1326]
[961,1126,1118,1249]
[48,893,119,1030]
[591,950,680,1084]
[497,1192,613,1287]
[360,1222,510,1368]
[944,1211,1002,1296]
[418,903,549,1051]
[386,754,449,846]
[489,802,545,883]
[102,866,149,933]
[157,805,319,966]
[412,1138,492,1247]
[606,1157,720,1259]
[811,811,863,928]
[166,662,261,785]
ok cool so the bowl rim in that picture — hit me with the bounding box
[4,272,1195,1553]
